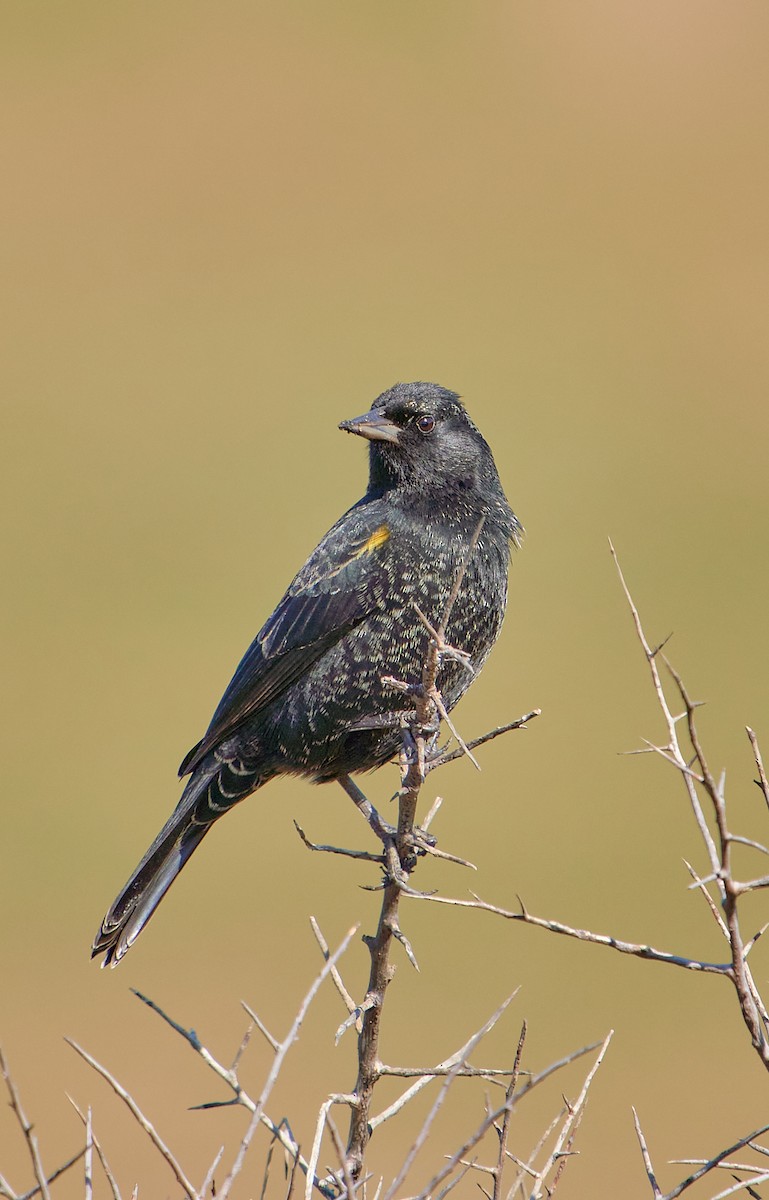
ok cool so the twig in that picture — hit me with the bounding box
[409,1086,526,1198]
[343,847,402,1175]
[84,1108,93,1200]
[417,841,476,869]
[326,1114,357,1199]
[310,915,361,1031]
[747,727,769,811]
[662,665,769,1066]
[673,1155,769,1172]
[491,1020,526,1200]
[66,1098,121,1200]
[372,1035,601,1133]
[306,1096,357,1200]
[240,1001,280,1053]
[414,890,734,976]
[132,989,332,1192]
[285,1142,302,1200]
[383,994,518,1199]
[5,1147,89,1200]
[377,1064,517,1080]
[633,1108,663,1199]
[609,541,720,874]
[427,686,480,771]
[0,1047,53,1200]
[199,1146,224,1199]
[708,1174,769,1199]
[637,1120,769,1199]
[295,821,384,864]
[230,1019,255,1074]
[65,1039,198,1199]
[507,1107,567,1198]
[427,710,541,771]
[527,1030,613,1198]
[434,1156,476,1199]
[217,925,358,1199]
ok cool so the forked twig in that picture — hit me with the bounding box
[383,995,518,1200]
[65,1039,198,1198]
[0,1047,53,1200]
[635,1115,769,1199]
[67,1097,121,1200]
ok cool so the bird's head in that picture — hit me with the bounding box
[339,382,507,514]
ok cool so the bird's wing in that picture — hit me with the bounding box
[179,504,395,776]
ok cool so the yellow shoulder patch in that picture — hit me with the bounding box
[355,524,390,557]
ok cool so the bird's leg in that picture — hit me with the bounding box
[338,775,423,888]
[338,774,396,843]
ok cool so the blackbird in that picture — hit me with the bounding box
[93,382,521,965]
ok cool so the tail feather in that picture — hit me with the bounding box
[92,756,264,967]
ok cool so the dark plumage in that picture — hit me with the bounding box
[92,382,521,965]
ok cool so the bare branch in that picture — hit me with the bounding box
[414,890,733,976]
[491,1020,526,1200]
[611,544,769,1070]
[295,820,385,864]
[643,1121,769,1199]
[325,1114,357,1200]
[240,1001,280,1054]
[64,1039,198,1199]
[199,1146,224,1200]
[633,1108,663,1199]
[84,1108,93,1200]
[427,711,541,772]
[747,727,769,811]
[708,1173,769,1199]
[526,1031,613,1198]
[306,1096,357,1200]
[0,1174,17,1200]
[7,1147,89,1200]
[608,540,721,875]
[310,915,361,1031]
[384,995,519,1200]
[218,925,358,1199]
[67,1101,116,1200]
[0,1047,53,1200]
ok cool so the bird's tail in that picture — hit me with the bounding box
[92,755,268,967]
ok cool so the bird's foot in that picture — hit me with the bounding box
[392,826,437,874]
[380,844,437,902]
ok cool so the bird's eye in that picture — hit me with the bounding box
[415,414,435,434]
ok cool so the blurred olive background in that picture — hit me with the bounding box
[2,1,768,1195]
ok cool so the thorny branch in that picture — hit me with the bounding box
[10,539,768,1195]
[608,542,769,1071]
[407,542,769,1196]
[130,934,356,1199]
[55,544,539,1198]
[417,547,769,1069]
[340,517,538,1180]
[633,1109,769,1200]
[0,1047,86,1200]
[65,1038,200,1200]
[23,522,578,1195]
[33,518,539,1197]
[406,1031,613,1200]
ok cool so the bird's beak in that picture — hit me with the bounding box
[338,410,401,445]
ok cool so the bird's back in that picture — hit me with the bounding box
[229,494,514,782]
